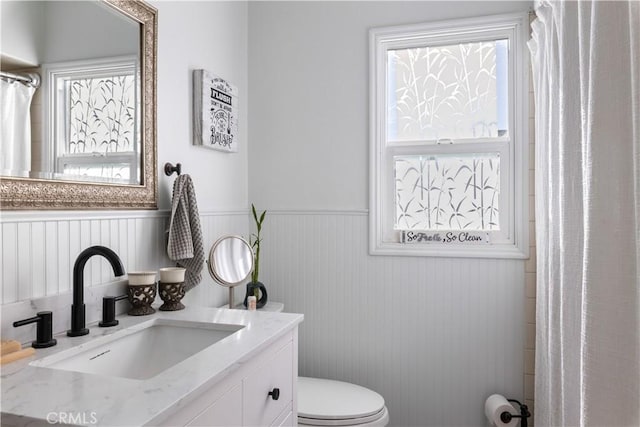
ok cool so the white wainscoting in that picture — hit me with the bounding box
[259,210,525,427]
[1,211,168,304]
[0,210,249,343]
[2,208,525,426]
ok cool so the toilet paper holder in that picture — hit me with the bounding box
[500,399,531,427]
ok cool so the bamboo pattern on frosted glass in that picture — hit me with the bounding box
[395,154,500,230]
[387,40,506,142]
[68,74,135,155]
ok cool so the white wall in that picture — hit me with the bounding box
[248,2,532,426]
[153,0,248,211]
[248,1,531,211]
[1,1,249,341]
[0,1,138,65]
[0,0,43,66]
[41,1,138,63]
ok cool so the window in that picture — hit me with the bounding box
[370,14,529,258]
[44,56,140,184]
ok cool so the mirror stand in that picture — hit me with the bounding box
[228,287,235,309]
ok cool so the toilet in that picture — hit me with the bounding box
[264,302,389,426]
[223,301,389,425]
[297,376,389,427]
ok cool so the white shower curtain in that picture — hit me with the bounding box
[1,78,36,174]
[529,1,639,426]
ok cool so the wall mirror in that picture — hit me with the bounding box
[0,0,157,209]
[207,235,254,309]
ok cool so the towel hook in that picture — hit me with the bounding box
[164,162,182,176]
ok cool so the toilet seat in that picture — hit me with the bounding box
[298,407,389,426]
[298,377,389,426]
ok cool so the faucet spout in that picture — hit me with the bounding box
[68,245,125,337]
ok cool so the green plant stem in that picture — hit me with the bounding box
[250,204,266,284]
[252,244,260,283]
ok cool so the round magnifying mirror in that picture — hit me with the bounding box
[207,235,254,308]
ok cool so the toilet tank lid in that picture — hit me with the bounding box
[298,377,385,420]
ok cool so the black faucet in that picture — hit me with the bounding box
[68,246,125,337]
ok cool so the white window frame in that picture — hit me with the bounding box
[41,56,140,183]
[369,13,529,258]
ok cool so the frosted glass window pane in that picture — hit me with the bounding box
[387,40,508,142]
[394,154,500,230]
[66,74,136,154]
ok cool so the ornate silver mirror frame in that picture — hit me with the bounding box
[0,0,157,210]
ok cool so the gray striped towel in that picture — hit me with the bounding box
[167,174,204,291]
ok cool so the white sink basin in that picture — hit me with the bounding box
[31,319,244,380]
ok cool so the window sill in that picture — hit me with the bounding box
[369,241,529,259]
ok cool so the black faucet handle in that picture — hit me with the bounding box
[99,295,128,327]
[13,311,57,348]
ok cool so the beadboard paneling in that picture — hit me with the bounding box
[260,211,525,427]
[181,211,251,309]
[0,210,249,305]
[1,214,165,304]
[0,210,249,341]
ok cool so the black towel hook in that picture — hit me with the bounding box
[164,162,182,176]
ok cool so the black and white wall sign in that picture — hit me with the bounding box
[193,69,238,153]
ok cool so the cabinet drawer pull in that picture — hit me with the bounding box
[268,388,280,400]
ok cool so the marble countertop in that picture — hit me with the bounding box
[1,306,303,426]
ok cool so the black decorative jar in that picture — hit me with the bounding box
[243,282,268,309]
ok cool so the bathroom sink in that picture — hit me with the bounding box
[31,319,244,380]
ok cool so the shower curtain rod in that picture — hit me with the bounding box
[0,71,40,88]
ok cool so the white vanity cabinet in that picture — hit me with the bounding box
[159,328,298,427]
